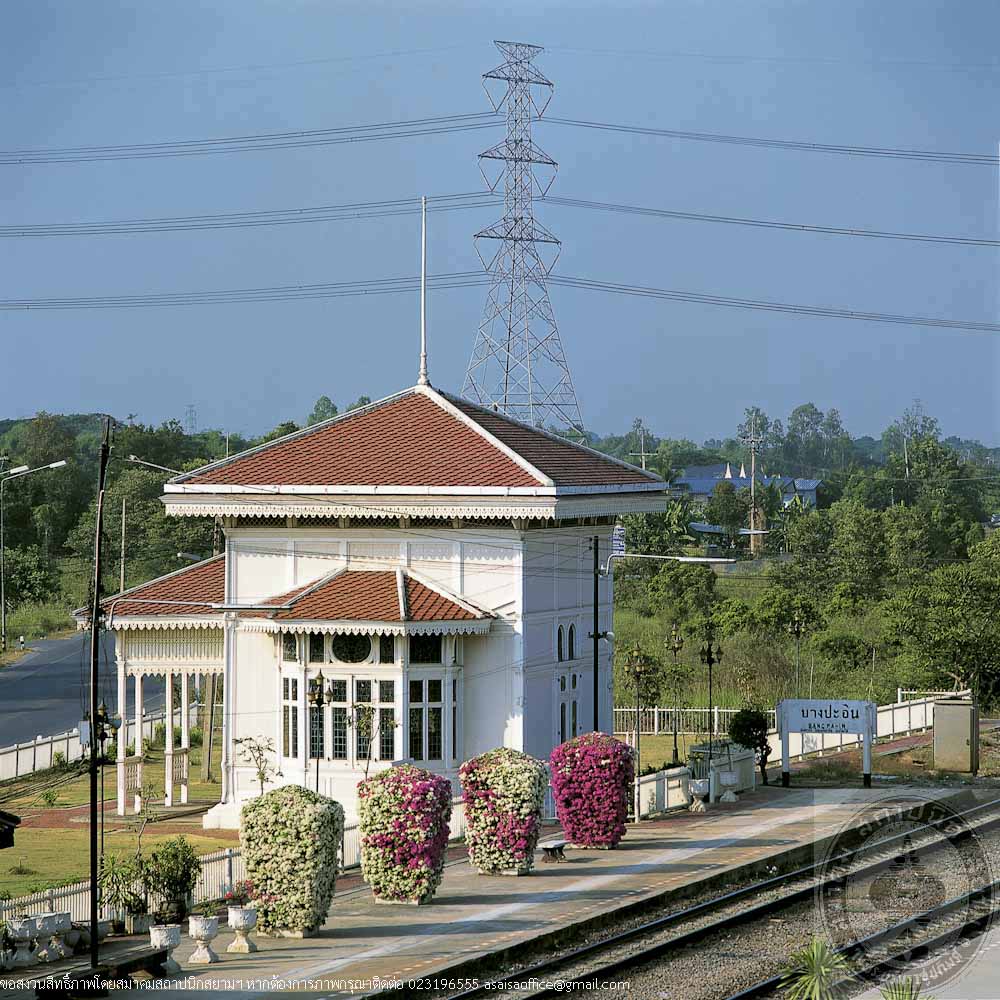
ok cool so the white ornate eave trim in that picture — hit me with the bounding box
[125,661,224,677]
[161,492,667,521]
[240,618,493,637]
[106,616,225,632]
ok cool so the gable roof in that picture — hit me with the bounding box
[244,568,488,625]
[169,385,662,494]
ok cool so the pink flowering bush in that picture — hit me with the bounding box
[460,747,547,875]
[358,764,452,903]
[549,733,634,849]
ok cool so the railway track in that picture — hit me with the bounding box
[443,794,1000,1000]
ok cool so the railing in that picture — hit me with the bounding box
[613,706,777,739]
[0,706,199,782]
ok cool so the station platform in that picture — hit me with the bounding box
[6,784,973,998]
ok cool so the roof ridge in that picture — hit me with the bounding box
[437,389,664,483]
[170,387,418,485]
[267,566,349,610]
[415,384,552,487]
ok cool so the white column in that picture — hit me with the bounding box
[299,660,309,790]
[134,673,144,813]
[443,665,453,766]
[221,614,236,804]
[400,635,409,762]
[164,671,174,807]
[180,673,190,805]
[116,658,127,816]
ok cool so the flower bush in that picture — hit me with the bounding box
[549,733,634,849]
[358,764,452,903]
[460,747,547,874]
[240,785,344,934]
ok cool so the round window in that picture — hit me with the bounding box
[330,633,372,663]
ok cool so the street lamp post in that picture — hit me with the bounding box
[308,672,326,794]
[624,644,656,823]
[699,625,723,796]
[788,613,805,697]
[1,460,68,652]
[665,624,684,767]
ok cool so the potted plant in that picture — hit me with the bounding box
[186,902,220,965]
[145,836,201,924]
[223,880,263,953]
[99,853,151,934]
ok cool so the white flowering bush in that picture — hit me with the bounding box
[240,785,344,934]
[358,764,452,903]
[460,747,547,874]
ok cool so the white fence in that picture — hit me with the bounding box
[0,706,199,782]
[613,706,777,738]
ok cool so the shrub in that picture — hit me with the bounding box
[240,785,344,934]
[460,747,547,875]
[549,733,633,849]
[145,836,201,919]
[52,751,66,769]
[358,764,452,903]
[728,709,772,785]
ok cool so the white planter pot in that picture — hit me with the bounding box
[188,915,220,965]
[718,769,739,803]
[8,917,37,968]
[149,923,182,974]
[226,906,258,954]
[34,913,70,962]
[689,778,710,813]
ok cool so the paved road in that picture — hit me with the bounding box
[0,632,165,747]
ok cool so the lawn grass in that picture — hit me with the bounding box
[629,733,702,773]
[0,827,233,898]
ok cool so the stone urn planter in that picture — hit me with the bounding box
[718,769,739,804]
[188,915,220,965]
[226,906,258,954]
[149,924,182,974]
[688,778,710,813]
[34,912,71,962]
[8,916,37,968]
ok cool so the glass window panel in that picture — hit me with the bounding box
[452,704,457,760]
[409,679,423,704]
[282,705,291,757]
[379,708,395,760]
[309,706,324,759]
[427,679,442,703]
[428,707,442,760]
[329,679,347,703]
[282,633,298,661]
[571,673,577,689]
[557,626,564,662]
[308,633,325,663]
[560,676,566,692]
[331,707,348,759]
[571,700,578,737]
[379,680,395,704]
[379,634,395,664]
[452,678,457,703]
[568,625,576,660]
[409,634,441,664]
[355,679,372,704]
[291,678,298,700]
[331,634,372,663]
[356,705,373,762]
[560,703,567,743]
[282,677,289,699]
[409,708,424,760]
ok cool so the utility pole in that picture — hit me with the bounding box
[119,497,126,593]
[740,413,764,556]
[87,417,111,983]
[628,428,652,471]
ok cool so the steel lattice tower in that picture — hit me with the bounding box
[462,40,584,432]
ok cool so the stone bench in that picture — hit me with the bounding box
[539,839,567,862]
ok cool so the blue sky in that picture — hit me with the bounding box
[1,1,997,443]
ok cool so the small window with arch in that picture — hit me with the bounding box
[568,624,576,660]
[282,633,299,662]
[557,625,564,662]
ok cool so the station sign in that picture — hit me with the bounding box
[612,524,625,557]
[777,698,876,787]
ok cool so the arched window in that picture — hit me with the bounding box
[568,624,576,660]
[557,625,564,662]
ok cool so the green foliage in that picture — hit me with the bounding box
[879,978,933,1000]
[646,561,717,623]
[703,480,749,542]
[781,936,848,1000]
[728,709,771,783]
[620,498,695,556]
[144,836,201,913]
[99,853,149,915]
[306,395,338,425]
[3,546,59,607]
[39,789,58,807]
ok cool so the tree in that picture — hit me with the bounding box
[703,480,748,545]
[728,709,772,784]
[258,420,300,444]
[3,545,59,608]
[646,561,717,623]
[829,498,886,601]
[620,498,694,556]
[234,736,282,796]
[346,395,372,412]
[306,396,338,426]
[883,503,934,585]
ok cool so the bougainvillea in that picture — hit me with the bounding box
[240,785,344,934]
[358,764,452,903]
[460,747,547,874]
[549,732,634,849]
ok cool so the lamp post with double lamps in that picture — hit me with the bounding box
[788,612,805,697]
[1,459,68,652]
[665,624,685,766]
[699,625,723,792]
[624,644,658,823]
[308,672,327,793]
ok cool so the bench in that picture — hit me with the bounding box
[539,839,567,862]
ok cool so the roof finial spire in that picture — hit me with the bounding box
[418,195,430,386]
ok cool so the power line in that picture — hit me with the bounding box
[0,193,500,238]
[4,270,998,336]
[0,112,501,164]
[547,274,1000,334]
[541,195,1000,247]
[544,117,999,166]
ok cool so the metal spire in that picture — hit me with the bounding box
[418,195,429,386]
[462,40,584,431]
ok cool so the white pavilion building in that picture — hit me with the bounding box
[95,383,667,827]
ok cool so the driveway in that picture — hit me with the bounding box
[0,632,165,746]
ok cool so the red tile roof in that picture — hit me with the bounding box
[249,569,485,623]
[173,387,660,491]
[103,555,225,618]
